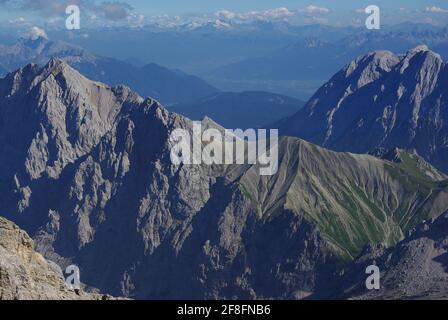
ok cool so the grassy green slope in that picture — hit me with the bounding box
[226,137,448,260]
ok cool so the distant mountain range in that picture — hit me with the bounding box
[212,25,448,84]
[278,45,448,173]
[35,22,448,101]
[50,23,357,74]
[0,37,219,105]
[1,59,448,299]
[0,36,308,129]
[170,91,304,129]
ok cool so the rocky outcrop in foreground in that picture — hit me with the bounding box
[0,217,114,300]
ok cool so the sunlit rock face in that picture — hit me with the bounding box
[278,46,448,173]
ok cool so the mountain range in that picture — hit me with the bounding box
[50,23,357,74]
[278,45,448,174]
[0,37,218,106]
[0,36,308,128]
[1,58,448,299]
[212,24,448,88]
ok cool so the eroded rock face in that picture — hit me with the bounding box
[0,217,114,300]
[1,59,448,299]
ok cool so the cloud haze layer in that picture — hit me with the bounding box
[0,1,447,29]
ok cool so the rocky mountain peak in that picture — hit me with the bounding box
[0,58,145,184]
[41,57,67,72]
[30,58,74,85]
[398,45,444,76]
[3,58,143,107]
[409,44,429,53]
[278,46,448,172]
[0,58,87,96]
[344,50,399,80]
[338,51,399,91]
[341,45,445,89]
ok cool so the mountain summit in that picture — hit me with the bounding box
[278,46,448,172]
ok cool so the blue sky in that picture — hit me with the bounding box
[125,0,448,15]
[1,0,448,26]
